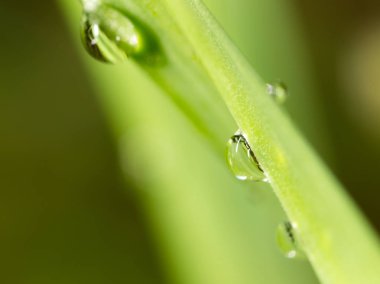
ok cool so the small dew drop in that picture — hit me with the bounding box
[266,81,288,104]
[276,221,305,260]
[226,130,268,182]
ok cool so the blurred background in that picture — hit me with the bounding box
[0,0,379,283]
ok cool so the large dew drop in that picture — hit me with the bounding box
[266,82,288,104]
[276,221,305,259]
[226,131,267,182]
[80,3,163,65]
[82,18,128,64]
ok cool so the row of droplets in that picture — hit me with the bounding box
[79,1,301,260]
[226,82,287,182]
[227,129,304,259]
[226,87,306,259]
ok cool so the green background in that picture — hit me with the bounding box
[1,0,380,283]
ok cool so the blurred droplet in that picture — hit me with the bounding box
[226,130,268,182]
[276,221,305,259]
[267,81,288,104]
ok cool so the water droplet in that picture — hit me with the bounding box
[226,130,268,182]
[81,18,128,64]
[267,82,288,104]
[276,221,305,259]
[80,4,163,65]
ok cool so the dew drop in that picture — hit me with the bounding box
[80,4,163,65]
[266,81,288,104]
[81,17,128,64]
[226,130,268,182]
[276,221,305,259]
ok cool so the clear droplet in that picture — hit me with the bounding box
[226,130,268,182]
[267,82,288,104]
[81,18,128,64]
[80,4,163,65]
[276,221,305,259]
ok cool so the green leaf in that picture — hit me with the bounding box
[160,1,380,283]
[59,0,380,283]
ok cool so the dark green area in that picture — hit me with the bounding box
[293,0,380,229]
[0,1,164,283]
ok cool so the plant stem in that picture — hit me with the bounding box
[161,0,380,283]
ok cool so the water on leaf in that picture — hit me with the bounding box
[266,81,288,104]
[81,17,129,64]
[276,221,305,259]
[226,130,267,182]
[80,4,163,65]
